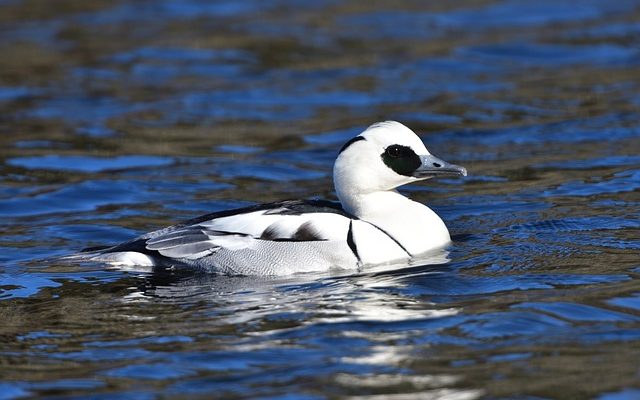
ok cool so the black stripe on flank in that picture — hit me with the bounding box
[338,136,366,154]
[364,221,413,258]
[347,221,361,263]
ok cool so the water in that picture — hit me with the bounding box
[1,0,639,398]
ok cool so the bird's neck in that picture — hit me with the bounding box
[338,190,451,255]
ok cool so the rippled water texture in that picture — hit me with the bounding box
[1,1,640,398]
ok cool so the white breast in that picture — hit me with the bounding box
[348,191,452,256]
[350,220,410,265]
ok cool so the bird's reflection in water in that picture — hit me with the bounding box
[115,251,483,398]
[121,248,458,328]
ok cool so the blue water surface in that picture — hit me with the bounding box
[0,0,639,399]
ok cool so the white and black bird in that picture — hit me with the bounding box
[70,121,467,275]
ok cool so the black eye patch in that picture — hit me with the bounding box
[381,145,421,176]
[385,145,412,158]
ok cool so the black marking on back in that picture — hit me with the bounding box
[338,136,366,154]
[260,224,281,240]
[80,245,112,252]
[346,221,360,262]
[292,221,323,241]
[260,221,326,242]
[282,200,354,217]
[103,238,159,257]
[381,144,421,177]
[174,200,353,230]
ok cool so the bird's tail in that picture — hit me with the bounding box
[50,246,157,272]
[49,246,113,264]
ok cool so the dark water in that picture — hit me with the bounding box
[1,1,640,398]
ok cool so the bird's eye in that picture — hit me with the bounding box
[381,144,421,176]
[385,145,404,158]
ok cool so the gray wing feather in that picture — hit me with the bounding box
[145,227,220,258]
[146,233,211,250]
[146,226,208,246]
[154,241,219,259]
[146,229,206,242]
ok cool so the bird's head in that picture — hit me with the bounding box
[333,121,467,200]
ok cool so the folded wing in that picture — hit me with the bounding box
[138,201,353,261]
